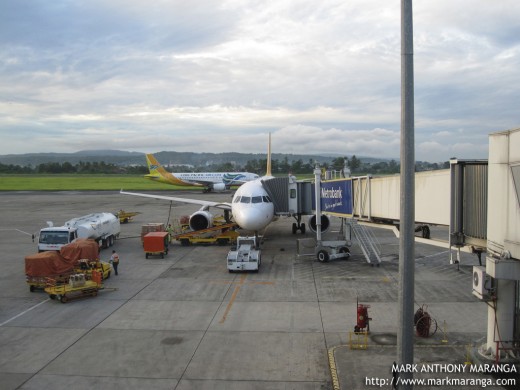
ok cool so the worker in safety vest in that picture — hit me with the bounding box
[166,224,175,242]
[110,250,120,275]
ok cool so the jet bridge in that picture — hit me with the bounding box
[263,163,489,265]
[261,176,313,216]
[351,160,488,263]
[264,175,381,264]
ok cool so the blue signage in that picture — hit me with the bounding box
[320,179,353,217]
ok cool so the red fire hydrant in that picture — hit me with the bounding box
[354,302,371,333]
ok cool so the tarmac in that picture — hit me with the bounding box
[0,191,517,389]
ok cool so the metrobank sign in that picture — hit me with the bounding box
[320,179,353,217]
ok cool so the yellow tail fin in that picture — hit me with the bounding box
[144,154,190,186]
[266,132,272,176]
[145,154,164,176]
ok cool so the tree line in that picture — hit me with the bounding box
[0,161,148,174]
[243,156,449,174]
[0,156,449,175]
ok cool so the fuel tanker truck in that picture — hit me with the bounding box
[38,212,120,252]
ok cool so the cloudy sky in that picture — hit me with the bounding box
[1,1,519,162]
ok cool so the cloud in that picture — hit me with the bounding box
[1,0,519,161]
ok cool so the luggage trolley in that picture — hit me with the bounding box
[45,271,103,303]
[143,231,169,258]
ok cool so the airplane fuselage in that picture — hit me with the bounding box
[144,153,259,192]
[176,172,259,186]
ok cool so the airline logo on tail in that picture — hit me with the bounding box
[144,154,194,186]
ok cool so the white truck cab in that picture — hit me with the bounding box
[38,226,78,252]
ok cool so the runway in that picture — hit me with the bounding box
[0,191,490,389]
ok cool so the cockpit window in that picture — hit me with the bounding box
[240,196,251,203]
[236,195,272,203]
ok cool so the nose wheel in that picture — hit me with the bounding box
[292,222,306,234]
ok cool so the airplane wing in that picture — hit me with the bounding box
[223,179,248,185]
[188,178,248,188]
[120,190,232,211]
[185,176,247,187]
[182,179,215,187]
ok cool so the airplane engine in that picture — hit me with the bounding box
[308,214,330,233]
[189,211,214,231]
[212,183,226,192]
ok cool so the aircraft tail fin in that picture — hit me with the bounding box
[266,132,272,177]
[145,154,172,177]
[144,154,190,186]
[146,154,163,175]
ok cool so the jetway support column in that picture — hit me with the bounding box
[486,278,515,356]
[484,257,520,357]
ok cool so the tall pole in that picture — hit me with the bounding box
[314,165,322,243]
[397,0,415,388]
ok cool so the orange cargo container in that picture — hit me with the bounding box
[143,232,169,259]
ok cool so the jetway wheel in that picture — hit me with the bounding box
[317,250,329,262]
[339,247,350,258]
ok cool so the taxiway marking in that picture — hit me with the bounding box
[218,274,274,324]
[0,299,49,327]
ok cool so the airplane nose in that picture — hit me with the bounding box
[234,207,271,231]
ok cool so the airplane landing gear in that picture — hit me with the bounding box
[292,214,306,234]
[292,222,306,234]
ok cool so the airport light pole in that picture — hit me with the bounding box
[397,0,415,388]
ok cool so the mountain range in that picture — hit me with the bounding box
[0,150,388,168]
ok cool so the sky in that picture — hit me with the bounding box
[1,1,519,162]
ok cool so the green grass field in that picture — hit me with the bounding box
[0,175,195,191]
[0,173,318,191]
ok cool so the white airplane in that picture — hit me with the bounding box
[145,153,259,193]
[121,134,327,239]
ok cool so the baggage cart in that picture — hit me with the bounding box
[143,231,169,258]
[45,271,103,303]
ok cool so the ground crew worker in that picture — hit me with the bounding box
[110,250,120,275]
[166,224,175,242]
